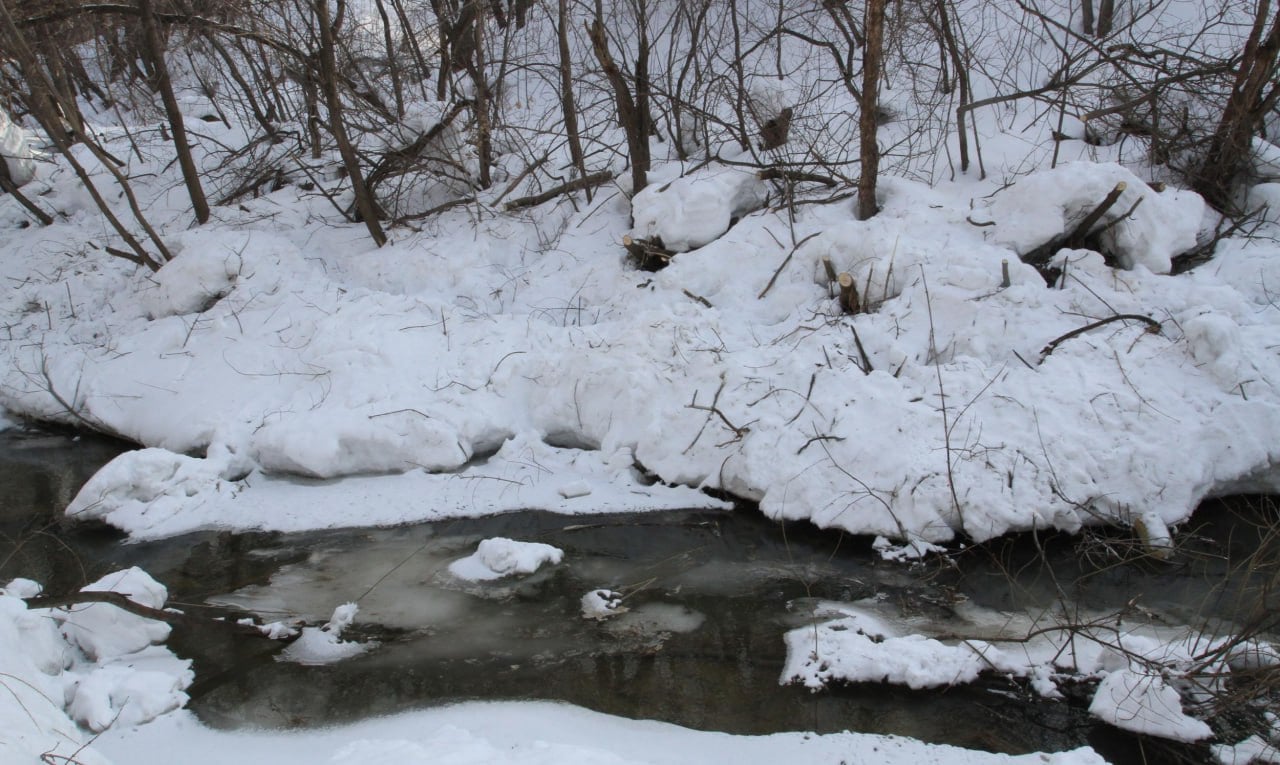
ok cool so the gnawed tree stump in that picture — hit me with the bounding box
[623,234,675,271]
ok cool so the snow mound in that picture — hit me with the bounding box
[66,447,237,535]
[68,648,192,732]
[280,603,374,665]
[783,600,1242,745]
[581,589,628,620]
[781,606,989,690]
[1247,182,1280,224]
[59,567,171,661]
[448,537,564,581]
[253,408,471,477]
[0,107,34,187]
[143,247,240,319]
[630,163,767,251]
[0,569,193,761]
[983,162,1203,273]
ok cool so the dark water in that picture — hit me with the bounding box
[4,428,1272,764]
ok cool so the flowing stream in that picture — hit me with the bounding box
[2,428,1272,764]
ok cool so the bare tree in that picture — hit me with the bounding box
[139,0,210,224]
[314,0,387,245]
[859,0,887,220]
[1193,1,1280,209]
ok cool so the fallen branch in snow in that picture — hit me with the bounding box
[757,168,838,188]
[684,377,751,452]
[0,168,53,225]
[22,591,296,642]
[758,232,820,299]
[851,326,874,374]
[504,170,614,210]
[1065,182,1128,246]
[365,99,474,199]
[683,289,712,308]
[1038,314,1163,360]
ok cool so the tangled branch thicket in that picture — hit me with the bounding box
[0,0,1274,265]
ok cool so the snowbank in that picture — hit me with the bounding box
[782,599,1270,747]
[95,700,1107,765]
[0,569,192,764]
[5,159,1280,547]
[630,163,767,251]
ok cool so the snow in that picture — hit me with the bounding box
[448,537,565,581]
[780,599,1254,746]
[1214,734,1280,765]
[981,162,1204,274]
[0,571,191,763]
[581,588,628,620]
[68,435,727,540]
[631,162,768,251]
[94,702,1108,765]
[1088,669,1213,742]
[9,154,1280,548]
[0,107,35,187]
[2,0,1279,759]
[58,567,172,662]
[280,603,375,665]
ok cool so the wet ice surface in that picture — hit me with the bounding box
[182,509,1094,755]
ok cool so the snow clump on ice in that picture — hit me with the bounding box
[448,537,565,581]
[280,602,374,665]
[581,589,628,620]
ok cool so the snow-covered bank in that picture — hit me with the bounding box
[4,156,1279,544]
[780,598,1278,746]
[0,570,191,764]
[94,701,1105,765]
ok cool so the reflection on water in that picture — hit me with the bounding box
[3,429,1269,763]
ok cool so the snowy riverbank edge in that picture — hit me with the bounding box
[3,157,1280,544]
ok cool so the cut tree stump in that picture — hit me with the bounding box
[623,234,675,271]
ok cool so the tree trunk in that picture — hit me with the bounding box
[466,0,492,189]
[315,0,387,246]
[557,0,587,183]
[372,0,405,118]
[1193,2,1280,210]
[1096,0,1115,37]
[587,17,648,194]
[858,0,886,220]
[935,0,971,174]
[139,0,209,224]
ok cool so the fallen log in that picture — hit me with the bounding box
[505,170,614,210]
[24,591,298,642]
